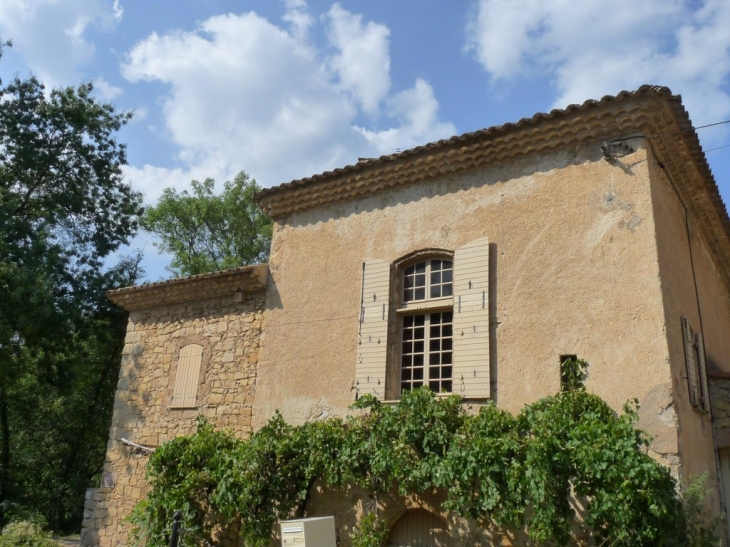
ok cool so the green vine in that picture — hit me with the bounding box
[130,377,714,546]
[350,513,388,547]
[560,356,588,392]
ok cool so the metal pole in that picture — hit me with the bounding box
[168,511,182,547]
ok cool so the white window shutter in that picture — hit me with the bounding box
[452,238,490,399]
[356,259,390,400]
[682,317,699,407]
[696,332,711,413]
[172,343,203,408]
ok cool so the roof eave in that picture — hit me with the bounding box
[107,264,269,312]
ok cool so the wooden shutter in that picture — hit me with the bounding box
[452,238,490,399]
[172,343,203,408]
[696,332,711,413]
[356,259,390,400]
[682,317,699,407]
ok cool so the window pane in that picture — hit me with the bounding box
[400,259,454,396]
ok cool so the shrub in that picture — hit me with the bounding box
[0,521,58,547]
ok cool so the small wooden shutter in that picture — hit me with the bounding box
[696,332,711,413]
[452,238,490,398]
[172,343,203,408]
[356,259,390,400]
[682,317,699,407]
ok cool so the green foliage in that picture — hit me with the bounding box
[681,473,721,547]
[560,356,587,392]
[350,513,388,547]
[0,40,143,531]
[130,382,717,547]
[0,521,57,547]
[141,172,273,277]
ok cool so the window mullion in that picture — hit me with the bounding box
[424,313,432,385]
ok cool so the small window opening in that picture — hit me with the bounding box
[560,354,587,392]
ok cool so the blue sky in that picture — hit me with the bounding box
[1,0,729,280]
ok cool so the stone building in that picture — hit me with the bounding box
[81,86,730,546]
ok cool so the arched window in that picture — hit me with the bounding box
[387,509,451,547]
[171,343,203,408]
[398,256,454,394]
[356,238,490,401]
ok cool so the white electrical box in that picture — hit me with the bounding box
[280,516,336,547]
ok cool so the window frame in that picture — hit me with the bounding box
[393,252,455,397]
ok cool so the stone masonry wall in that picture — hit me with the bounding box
[80,290,265,547]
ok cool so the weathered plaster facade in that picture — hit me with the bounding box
[84,86,730,545]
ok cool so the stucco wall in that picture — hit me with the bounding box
[80,291,264,547]
[649,153,730,519]
[255,144,678,462]
[305,483,531,547]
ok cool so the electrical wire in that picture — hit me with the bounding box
[703,143,730,154]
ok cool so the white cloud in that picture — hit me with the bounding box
[92,76,122,101]
[282,0,313,42]
[466,0,730,140]
[124,163,222,205]
[0,0,122,87]
[325,3,391,116]
[121,6,454,193]
[358,78,456,153]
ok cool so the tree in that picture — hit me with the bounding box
[0,40,143,530]
[141,172,273,277]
